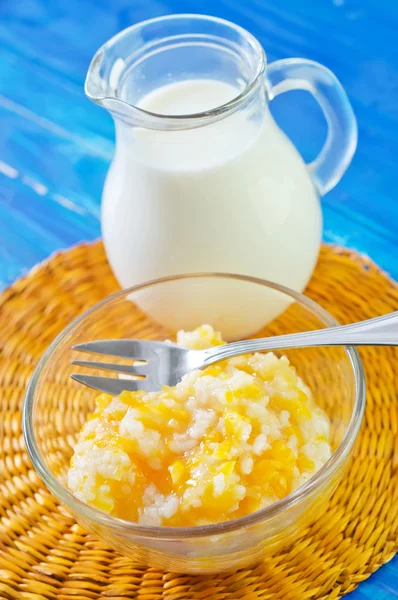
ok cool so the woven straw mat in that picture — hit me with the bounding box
[0,241,397,600]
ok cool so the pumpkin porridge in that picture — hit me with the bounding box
[68,325,331,526]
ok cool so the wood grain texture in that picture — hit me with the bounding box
[0,0,397,596]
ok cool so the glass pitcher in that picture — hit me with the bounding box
[85,14,357,338]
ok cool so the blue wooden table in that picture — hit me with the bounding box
[0,0,397,597]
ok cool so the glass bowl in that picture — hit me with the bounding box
[23,274,365,574]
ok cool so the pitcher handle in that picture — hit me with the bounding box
[267,58,357,196]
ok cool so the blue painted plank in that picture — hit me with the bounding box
[0,0,397,278]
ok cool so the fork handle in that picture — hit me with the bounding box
[203,311,398,364]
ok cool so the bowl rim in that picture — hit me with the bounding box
[23,272,366,539]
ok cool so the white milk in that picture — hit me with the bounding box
[102,80,321,339]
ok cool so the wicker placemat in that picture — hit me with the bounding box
[0,241,397,599]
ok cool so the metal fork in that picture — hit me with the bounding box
[71,311,398,394]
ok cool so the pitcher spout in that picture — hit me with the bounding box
[85,46,143,127]
[85,43,211,130]
[85,15,265,131]
[85,48,108,104]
